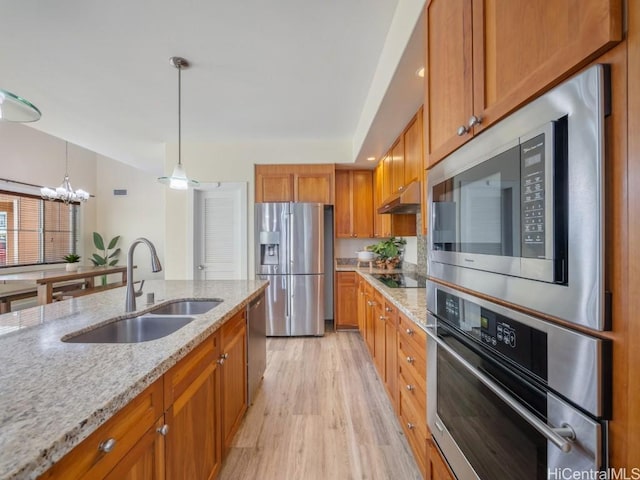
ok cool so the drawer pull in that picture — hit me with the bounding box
[406,356,414,364]
[385,306,393,313]
[407,422,415,430]
[406,328,414,336]
[406,384,415,392]
[157,424,170,436]
[99,438,116,453]
[217,358,225,365]
[379,315,387,321]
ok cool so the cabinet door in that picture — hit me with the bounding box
[335,272,358,329]
[383,302,398,412]
[373,162,390,238]
[294,173,333,204]
[403,108,423,187]
[428,439,456,480]
[391,139,405,194]
[256,172,293,202]
[104,418,165,480]
[334,170,352,238]
[474,0,622,134]
[357,277,367,335]
[352,171,373,238]
[382,153,393,203]
[364,284,376,356]
[39,381,164,480]
[165,359,221,480]
[221,311,248,455]
[373,292,386,378]
[425,0,473,167]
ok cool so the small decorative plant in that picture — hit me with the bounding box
[63,253,81,263]
[368,237,406,270]
[63,253,81,271]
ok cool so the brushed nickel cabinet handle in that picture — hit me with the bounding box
[406,384,415,391]
[457,125,469,136]
[157,424,169,436]
[99,438,116,453]
[406,356,414,364]
[468,114,482,128]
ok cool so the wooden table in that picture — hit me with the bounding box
[0,265,128,308]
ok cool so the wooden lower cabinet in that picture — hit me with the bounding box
[105,417,165,480]
[427,439,456,480]
[39,380,165,480]
[357,276,367,334]
[383,300,398,411]
[372,290,386,377]
[220,309,248,456]
[354,276,428,478]
[40,309,252,480]
[335,271,358,329]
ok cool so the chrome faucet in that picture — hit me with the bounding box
[125,238,163,312]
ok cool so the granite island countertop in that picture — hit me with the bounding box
[0,279,267,480]
[335,260,428,330]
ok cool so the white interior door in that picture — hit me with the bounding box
[193,183,247,280]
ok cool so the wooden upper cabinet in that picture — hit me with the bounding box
[373,162,391,238]
[390,139,405,194]
[294,172,333,204]
[403,108,423,187]
[255,164,335,204]
[382,153,394,201]
[425,0,622,167]
[426,0,473,167]
[335,170,374,238]
[255,171,293,202]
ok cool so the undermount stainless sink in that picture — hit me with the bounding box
[62,315,195,343]
[149,299,223,316]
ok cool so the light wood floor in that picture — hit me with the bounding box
[218,329,422,480]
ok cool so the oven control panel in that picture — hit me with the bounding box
[436,288,548,380]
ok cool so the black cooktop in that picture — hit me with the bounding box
[372,273,427,288]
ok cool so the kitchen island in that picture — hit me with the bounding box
[0,279,267,480]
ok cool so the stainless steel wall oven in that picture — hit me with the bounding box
[426,282,611,480]
[428,65,609,331]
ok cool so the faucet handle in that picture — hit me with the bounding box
[134,280,145,297]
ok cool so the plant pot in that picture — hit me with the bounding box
[65,263,79,272]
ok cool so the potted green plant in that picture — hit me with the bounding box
[63,253,81,272]
[368,237,406,270]
[90,232,121,285]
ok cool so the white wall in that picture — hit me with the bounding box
[0,122,97,267]
[163,140,351,279]
[95,155,165,281]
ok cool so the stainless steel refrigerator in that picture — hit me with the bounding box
[255,202,324,336]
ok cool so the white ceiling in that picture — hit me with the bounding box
[1,1,424,173]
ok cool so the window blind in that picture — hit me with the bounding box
[0,190,79,268]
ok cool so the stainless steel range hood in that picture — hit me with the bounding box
[378,180,421,214]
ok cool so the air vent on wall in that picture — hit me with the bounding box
[113,189,128,196]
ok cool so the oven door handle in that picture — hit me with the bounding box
[425,323,575,453]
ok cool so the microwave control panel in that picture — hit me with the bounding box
[521,132,546,258]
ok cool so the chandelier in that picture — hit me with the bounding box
[158,56,199,190]
[41,142,90,203]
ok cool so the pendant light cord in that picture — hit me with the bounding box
[177,64,182,167]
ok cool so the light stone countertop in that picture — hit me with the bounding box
[0,279,267,480]
[335,262,428,330]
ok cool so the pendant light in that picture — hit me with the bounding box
[41,141,90,203]
[0,88,41,122]
[158,56,199,190]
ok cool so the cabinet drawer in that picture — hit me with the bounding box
[397,313,426,353]
[222,309,246,344]
[164,332,218,406]
[397,331,426,389]
[399,385,427,474]
[40,379,164,480]
[398,367,426,414]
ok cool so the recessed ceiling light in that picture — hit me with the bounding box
[416,67,425,78]
[367,156,376,162]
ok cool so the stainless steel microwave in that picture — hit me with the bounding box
[428,65,608,331]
